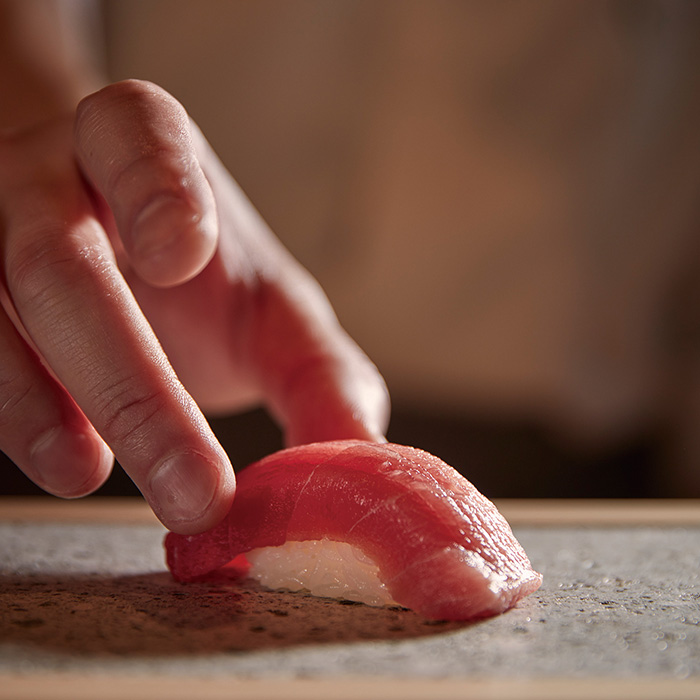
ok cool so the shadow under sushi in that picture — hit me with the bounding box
[1,570,474,657]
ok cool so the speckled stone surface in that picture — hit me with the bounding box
[1,521,699,679]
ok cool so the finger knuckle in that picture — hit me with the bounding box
[6,227,105,312]
[94,376,169,448]
[76,80,186,144]
[79,79,167,110]
[75,81,195,213]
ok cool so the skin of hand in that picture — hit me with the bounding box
[0,79,390,534]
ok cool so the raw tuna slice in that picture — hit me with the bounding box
[165,440,542,620]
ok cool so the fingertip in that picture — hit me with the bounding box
[147,450,235,535]
[131,190,218,287]
[30,427,114,499]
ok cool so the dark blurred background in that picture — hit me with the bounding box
[1,406,659,499]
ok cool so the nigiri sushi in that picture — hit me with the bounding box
[165,440,542,620]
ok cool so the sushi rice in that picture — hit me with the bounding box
[245,538,399,607]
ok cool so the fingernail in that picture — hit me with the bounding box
[31,426,109,497]
[149,452,221,528]
[132,194,199,260]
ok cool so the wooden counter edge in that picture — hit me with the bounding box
[1,496,699,526]
[2,674,699,700]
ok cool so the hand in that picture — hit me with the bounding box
[0,80,389,534]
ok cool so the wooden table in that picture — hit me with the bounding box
[2,498,699,699]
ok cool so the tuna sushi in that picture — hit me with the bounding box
[165,440,542,620]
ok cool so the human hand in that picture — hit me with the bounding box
[0,80,390,534]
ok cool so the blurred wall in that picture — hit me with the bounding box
[6,1,700,498]
[102,1,700,495]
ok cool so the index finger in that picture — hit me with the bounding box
[2,123,234,535]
